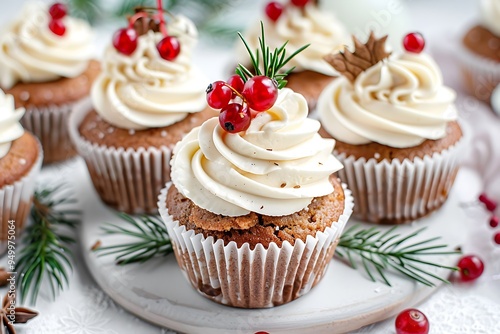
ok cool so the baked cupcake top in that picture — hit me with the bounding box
[0,2,93,89]
[237,1,348,76]
[91,12,206,130]
[481,0,500,36]
[171,88,342,217]
[0,89,25,158]
[318,32,457,149]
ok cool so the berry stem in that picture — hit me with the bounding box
[156,0,168,36]
[224,83,246,102]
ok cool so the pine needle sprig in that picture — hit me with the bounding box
[336,225,461,287]
[16,185,79,305]
[236,22,310,89]
[93,214,172,265]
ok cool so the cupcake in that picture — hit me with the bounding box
[0,2,99,164]
[0,89,43,249]
[69,7,216,214]
[158,29,353,308]
[459,0,500,102]
[318,32,465,224]
[236,0,349,110]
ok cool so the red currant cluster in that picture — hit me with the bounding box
[478,193,500,244]
[265,0,311,23]
[206,75,278,133]
[48,3,67,36]
[403,32,425,53]
[112,0,180,61]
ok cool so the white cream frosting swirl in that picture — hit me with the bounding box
[0,2,93,89]
[318,53,457,148]
[0,90,25,159]
[171,88,343,217]
[237,2,349,76]
[481,0,500,36]
[91,16,207,130]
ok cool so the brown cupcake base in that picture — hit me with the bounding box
[285,70,336,111]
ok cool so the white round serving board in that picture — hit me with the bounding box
[69,157,472,334]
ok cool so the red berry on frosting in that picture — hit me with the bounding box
[206,81,232,109]
[494,232,500,245]
[48,19,66,36]
[291,0,310,7]
[219,103,251,133]
[113,28,138,55]
[395,309,429,334]
[49,3,67,20]
[490,216,499,228]
[157,36,181,61]
[242,76,278,112]
[403,32,425,53]
[265,2,284,22]
[227,74,245,98]
[479,193,497,212]
[457,255,484,282]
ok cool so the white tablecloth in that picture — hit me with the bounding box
[2,0,500,333]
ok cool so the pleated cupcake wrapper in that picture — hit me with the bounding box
[336,133,466,224]
[157,183,354,308]
[456,44,500,102]
[21,101,82,164]
[68,98,172,214]
[0,139,43,252]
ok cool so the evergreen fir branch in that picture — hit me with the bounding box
[336,225,460,287]
[93,214,172,265]
[15,185,79,305]
[236,22,309,88]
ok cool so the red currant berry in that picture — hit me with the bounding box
[49,3,67,20]
[157,36,181,61]
[494,232,500,245]
[113,28,138,55]
[219,103,251,133]
[490,216,499,228]
[291,0,310,7]
[48,19,66,36]
[265,2,284,22]
[395,309,429,334]
[457,255,484,282]
[206,81,232,109]
[227,75,245,98]
[479,193,497,212]
[242,76,278,112]
[255,332,269,334]
[403,32,425,53]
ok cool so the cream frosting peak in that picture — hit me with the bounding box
[481,0,500,36]
[0,2,93,89]
[171,88,343,217]
[0,90,25,159]
[237,3,349,76]
[318,52,457,148]
[91,16,207,130]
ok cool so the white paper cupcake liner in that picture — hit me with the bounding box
[0,138,43,252]
[158,182,354,308]
[21,101,82,164]
[335,129,467,224]
[68,98,173,214]
[456,44,500,102]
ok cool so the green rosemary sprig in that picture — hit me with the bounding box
[93,214,172,265]
[16,185,79,305]
[236,22,310,89]
[336,225,460,287]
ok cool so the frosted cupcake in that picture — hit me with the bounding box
[0,89,43,248]
[318,32,465,224]
[158,29,353,308]
[460,0,500,102]
[69,7,215,214]
[0,2,99,164]
[236,0,349,110]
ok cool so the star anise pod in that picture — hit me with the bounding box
[0,293,38,334]
[130,7,160,36]
[324,32,391,83]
